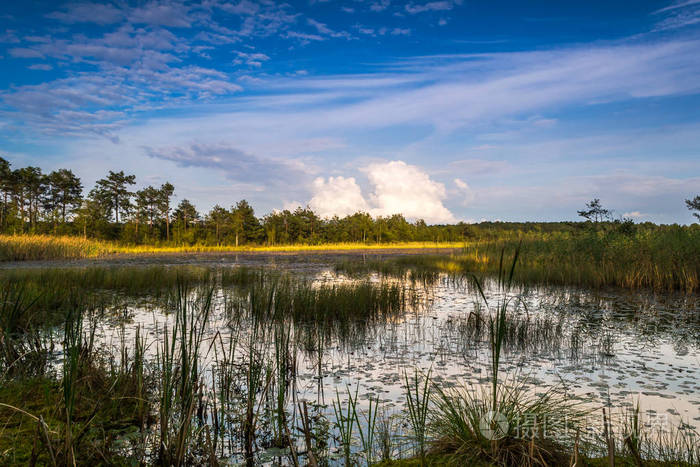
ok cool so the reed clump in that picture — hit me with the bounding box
[0,308,152,465]
[337,225,700,292]
[226,268,414,332]
[420,249,586,466]
[0,234,115,261]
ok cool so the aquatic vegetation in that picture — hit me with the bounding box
[404,368,433,463]
[613,401,700,466]
[0,313,150,465]
[357,392,380,465]
[377,409,402,462]
[0,260,698,466]
[332,386,359,465]
[424,249,585,466]
[429,377,583,466]
[336,226,700,292]
[155,283,213,466]
[0,282,48,378]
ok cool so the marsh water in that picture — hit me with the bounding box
[9,253,700,464]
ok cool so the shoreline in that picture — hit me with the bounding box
[0,245,460,269]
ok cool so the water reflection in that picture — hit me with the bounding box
[77,263,700,464]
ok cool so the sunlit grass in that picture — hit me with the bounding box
[118,240,465,253]
[337,227,700,292]
[0,234,117,261]
[0,234,465,261]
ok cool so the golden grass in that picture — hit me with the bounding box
[116,241,465,254]
[0,235,465,261]
[337,231,700,292]
[0,235,117,261]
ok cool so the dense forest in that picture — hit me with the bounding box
[1,157,696,246]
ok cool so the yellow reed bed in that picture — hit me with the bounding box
[0,235,464,261]
[116,241,465,255]
[0,235,117,261]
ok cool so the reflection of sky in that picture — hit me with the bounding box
[304,276,700,431]
[87,262,700,457]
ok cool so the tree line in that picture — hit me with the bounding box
[0,157,476,245]
[1,157,698,246]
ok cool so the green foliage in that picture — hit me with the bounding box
[90,170,136,223]
[404,368,433,462]
[578,198,612,222]
[0,157,697,253]
[686,195,700,221]
[333,386,359,465]
[336,225,700,292]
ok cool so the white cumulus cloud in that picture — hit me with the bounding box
[365,161,455,223]
[309,176,370,218]
[309,161,455,224]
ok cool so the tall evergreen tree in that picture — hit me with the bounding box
[686,195,700,222]
[158,182,174,241]
[135,186,160,234]
[207,205,229,245]
[15,166,45,230]
[229,207,244,247]
[91,170,136,223]
[45,169,83,224]
[232,199,262,243]
[75,198,110,239]
[0,157,11,228]
[577,199,611,223]
[174,199,199,232]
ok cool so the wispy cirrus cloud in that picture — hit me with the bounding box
[391,28,411,36]
[0,0,369,139]
[369,0,391,13]
[405,1,461,14]
[218,38,700,135]
[46,2,125,24]
[6,27,697,156]
[306,18,352,39]
[9,47,44,58]
[652,0,700,30]
[1,63,240,140]
[233,51,270,67]
[27,64,52,70]
[129,1,195,28]
[0,29,20,43]
[145,142,315,186]
[63,35,698,156]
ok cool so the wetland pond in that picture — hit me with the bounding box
[3,253,699,465]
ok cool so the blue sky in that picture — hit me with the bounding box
[1,0,699,224]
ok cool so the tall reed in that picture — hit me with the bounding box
[356,394,380,465]
[429,247,586,466]
[156,281,213,466]
[332,386,359,466]
[404,368,433,463]
[337,226,700,292]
